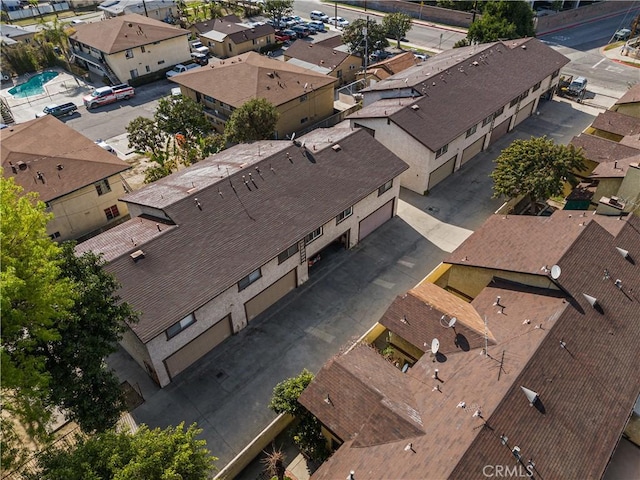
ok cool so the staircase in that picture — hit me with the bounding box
[0,97,14,125]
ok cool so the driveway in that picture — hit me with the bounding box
[107,96,600,473]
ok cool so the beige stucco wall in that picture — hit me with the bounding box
[137,171,403,386]
[200,33,274,58]
[445,264,559,300]
[120,327,154,377]
[46,172,129,241]
[610,103,640,119]
[333,54,362,86]
[105,34,191,82]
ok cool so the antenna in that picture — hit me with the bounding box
[431,338,440,355]
[550,265,561,279]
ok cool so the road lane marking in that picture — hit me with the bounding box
[373,278,395,289]
[592,58,605,68]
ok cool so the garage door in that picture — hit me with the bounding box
[359,199,394,241]
[489,117,511,146]
[245,269,297,321]
[514,100,535,126]
[427,154,456,191]
[461,135,486,165]
[164,315,232,379]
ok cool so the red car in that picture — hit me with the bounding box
[275,30,292,42]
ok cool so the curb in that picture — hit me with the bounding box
[537,7,640,37]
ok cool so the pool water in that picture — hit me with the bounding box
[8,71,59,98]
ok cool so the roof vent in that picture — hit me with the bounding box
[520,386,539,406]
[472,61,479,66]
[57,164,64,170]
[615,247,629,259]
[332,144,341,152]
[582,293,598,308]
[17,161,27,171]
[521,45,527,50]
[130,250,145,262]
[267,72,274,78]
[411,104,420,111]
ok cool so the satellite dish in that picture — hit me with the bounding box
[550,265,561,279]
[431,338,440,354]
[448,317,457,328]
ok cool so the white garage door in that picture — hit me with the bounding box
[461,135,486,165]
[359,199,394,242]
[245,269,297,321]
[514,100,535,126]
[427,154,456,191]
[489,117,511,146]
[164,315,232,380]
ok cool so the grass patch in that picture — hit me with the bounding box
[604,42,624,51]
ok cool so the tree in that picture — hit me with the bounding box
[1,176,75,469]
[342,18,389,57]
[37,422,216,480]
[383,12,413,49]
[44,242,138,433]
[468,0,535,44]
[225,98,279,143]
[490,136,586,214]
[154,95,212,141]
[263,0,293,27]
[126,116,167,158]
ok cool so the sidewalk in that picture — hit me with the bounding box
[601,41,640,68]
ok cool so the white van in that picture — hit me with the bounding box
[310,10,329,22]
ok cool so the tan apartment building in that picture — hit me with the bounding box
[68,13,190,83]
[349,38,569,194]
[170,52,336,139]
[1,116,131,241]
[76,125,409,387]
[98,0,178,22]
[192,15,275,58]
[284,38,362,86]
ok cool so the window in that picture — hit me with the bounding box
[141,46,146,53]
[494,106,504,117]
[238,268,261,290]
[229,43,232,51]
[482,115,492,127]
[49,231,61,239]
[130,69,138,78]
[466,124,477,138]
[300,117,308,124]
[532,81,541,92]
[125,49,133,59]
[204,95,214,103]
[378,179,393,196]
[278,243,299,264]
[145,65,151,73]
[336,206,353,224]
[509,97,519,108]
[305,227,323,245]
[519,91,529,101]
[94,179,111,196]
[166,313,195,339]
[104,205,120,220]
[551,69,559,79]
[300,94,308,102]
[337,70,342,78]
[157,60,165,65]
[435,144,449,159]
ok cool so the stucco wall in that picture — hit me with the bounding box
[275,83,336,139]
[46,172,129,241]
[106,34,191,83]
[611,103,640,118]
[535,1,639,34]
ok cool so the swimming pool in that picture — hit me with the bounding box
[8,71,59,98]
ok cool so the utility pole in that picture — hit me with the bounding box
[142,0,149,17]
[363,16,369,87]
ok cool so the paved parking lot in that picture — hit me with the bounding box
[107,95,601,474]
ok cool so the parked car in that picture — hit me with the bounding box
[413,52,429,61]
[310,10,329,22]
[35,102,78,118]
[190,52,209,65]
[275,30,293,42]
[307,21,326,33]
[189,40,209,55]
[282,29,297,40]
[370,50,394,62]
[281,16,298,27]
[613,28,631,41]
[298,22,317,34]
[94,139,116,155]
[328,16,349,28]
[291,25,311,38]
[266,18,286,29]
[166,63,202,78]
[83,84,134,109]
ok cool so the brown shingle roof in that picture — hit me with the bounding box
[69,13,189,54]
[615,83,640,105]
[367,51,419,77]
[591,153,640,179]
[306,216,640,480]
[170,51,335,108]
[284,39,350,69]
[571,133,640,165]
[591,110,640,137]
[315,35,344,49]
[77,128,408,342]
[355,38,569,151]
[1,116,130,202]
[194,15,274,42]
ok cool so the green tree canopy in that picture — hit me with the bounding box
[37,422,216,480]
[383,12,413,49]
[263,0,294,26]
[45,242,138,433]
[154,95,212,141]
[490,136,586,214]
[342,18,389,57]
[268,368,314,417]
[225,97,279,143]
[126,116,167,157]
[1,176,75,468]
[468,0,535,43]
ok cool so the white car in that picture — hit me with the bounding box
[328,17,349,28]
[310,10,329,22]
[95,139,117,155]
